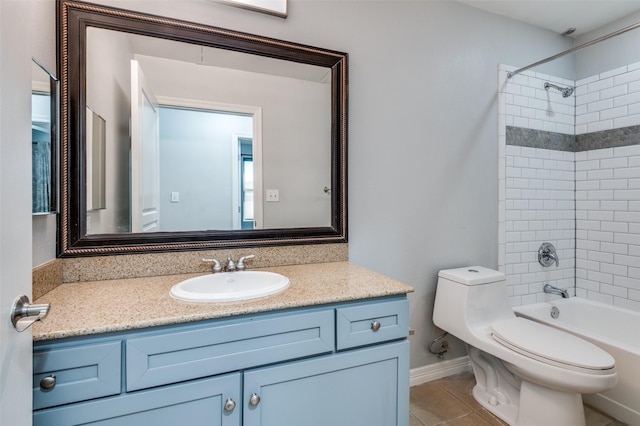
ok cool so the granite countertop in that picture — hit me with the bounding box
[32,261,414,342]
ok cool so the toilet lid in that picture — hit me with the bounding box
[490,317,615,372]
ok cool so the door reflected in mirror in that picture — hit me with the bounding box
[31,59,58,215]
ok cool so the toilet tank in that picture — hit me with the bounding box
[433,266,514,339]
[438,266,504,286]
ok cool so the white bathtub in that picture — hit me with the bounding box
[514,298,640,425]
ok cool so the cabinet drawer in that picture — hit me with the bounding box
[336,298,409,350]
[33,341,122,410]
[33,373,241,426]
[126,309,334,391]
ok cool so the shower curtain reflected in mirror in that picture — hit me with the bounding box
[32,91,52,214]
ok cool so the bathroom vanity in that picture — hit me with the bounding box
[32,262,413,425]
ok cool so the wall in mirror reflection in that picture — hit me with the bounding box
[85,27,332,235]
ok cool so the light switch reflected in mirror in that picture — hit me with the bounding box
[31,58,58,215]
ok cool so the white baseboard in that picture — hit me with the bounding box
[410,356,472,387]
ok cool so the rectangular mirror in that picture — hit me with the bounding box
[32,58,58,215]
[58,0,347,256]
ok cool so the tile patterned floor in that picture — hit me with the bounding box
[409,371,627,426]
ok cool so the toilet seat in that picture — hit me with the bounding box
[490,317,615,374]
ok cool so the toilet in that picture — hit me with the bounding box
[433,266,617,426]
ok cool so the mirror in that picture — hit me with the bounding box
[58,0,347,256]
[32,58,58,215]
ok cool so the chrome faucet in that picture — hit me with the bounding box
[225,256,236,272]
[544,284,569,299]
[224,254,256,272]
[538,242,559,267]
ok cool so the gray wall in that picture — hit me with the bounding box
[159,107,252,231]
[31,0,573,368]
[576,10,640,79]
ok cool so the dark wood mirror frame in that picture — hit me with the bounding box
[57,0,347,257]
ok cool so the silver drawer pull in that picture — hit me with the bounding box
[371,320,381,332]
[249,393,261,406]
[224,398,236,412]
[40,375,56,391]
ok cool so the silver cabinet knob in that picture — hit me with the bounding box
[249,393,261,406]
[224,398,236,412]
[371,320,381,332]
[40,375,56,391]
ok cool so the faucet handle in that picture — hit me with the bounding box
[538,242,558,267]
[226,255,236,272]
[237,255,256,271]
[202,258,222,273]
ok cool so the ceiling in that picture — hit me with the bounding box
[459,0,640,38]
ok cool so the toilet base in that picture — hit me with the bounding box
[474,380,585,426]
[469,347,586,426]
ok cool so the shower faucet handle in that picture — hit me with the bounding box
[538,242,558,267]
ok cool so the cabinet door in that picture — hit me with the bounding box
[243,341,409,426]
[33,373,241,426]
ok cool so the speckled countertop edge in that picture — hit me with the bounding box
[33,262,414,341]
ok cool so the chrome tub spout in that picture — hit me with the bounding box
[543,284,569,298]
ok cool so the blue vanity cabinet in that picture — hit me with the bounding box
[243,340,409,426]
[33,296,410,426]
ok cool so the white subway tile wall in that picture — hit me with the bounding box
[575,63,640,311]
[499,63,640,311]
[575,146,640,311]
[498,65,576,306]
[502,145,576,306]
[576,62,640,135]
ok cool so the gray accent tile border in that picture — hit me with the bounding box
[506,125,640,152]
[506,126,575,152]
[576,125,640,152]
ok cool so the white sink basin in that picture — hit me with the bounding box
[170,271,290,302]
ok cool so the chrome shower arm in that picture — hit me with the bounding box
[544,82,574,98]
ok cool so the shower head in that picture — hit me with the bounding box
[544,82,574,98]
